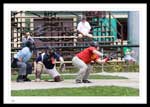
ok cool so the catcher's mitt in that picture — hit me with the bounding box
[108,52,117,60]
[103,52,117,63]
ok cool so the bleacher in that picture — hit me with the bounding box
[11,11,139,73]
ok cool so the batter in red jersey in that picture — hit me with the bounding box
[72,41,111,83]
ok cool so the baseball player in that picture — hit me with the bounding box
[72,41,113,83]
[12,41,34,82]
[34,47,65,82]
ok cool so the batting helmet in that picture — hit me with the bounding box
[90,41,99,47]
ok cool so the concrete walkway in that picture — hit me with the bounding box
[11,72,139,90]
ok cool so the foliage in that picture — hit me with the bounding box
[11,62,139,74]
[93,62,139,73]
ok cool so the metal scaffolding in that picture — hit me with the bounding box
[11,11,130,62]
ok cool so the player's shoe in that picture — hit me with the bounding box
[23,75,31,82]
[16,75,24,82]
[76,79,82,83]
[82,80,92,83]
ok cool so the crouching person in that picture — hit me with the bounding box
[12,41,34,82]
[34,47,65,82]
[33,51,45,82]
[72,41,113,83]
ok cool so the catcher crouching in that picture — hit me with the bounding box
[34,47,65,82]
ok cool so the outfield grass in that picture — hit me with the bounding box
[11,86,139,96]
[11,74,127,81]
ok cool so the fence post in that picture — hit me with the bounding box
[101,48,104,72]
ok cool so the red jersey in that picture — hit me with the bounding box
[76,46,100,64]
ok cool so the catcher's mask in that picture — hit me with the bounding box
[46,46,55,55]
[90,41,99,48]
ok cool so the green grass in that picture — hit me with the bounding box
[11,86,139,96]
[11,74,127,81]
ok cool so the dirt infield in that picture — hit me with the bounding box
[11,72,139,90]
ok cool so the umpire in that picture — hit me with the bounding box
[12,41,34,82]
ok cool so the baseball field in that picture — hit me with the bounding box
[11,72,139,96]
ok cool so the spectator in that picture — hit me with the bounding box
[22,32,35,47]
[123,47,136,63]
[77,16,93,38]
